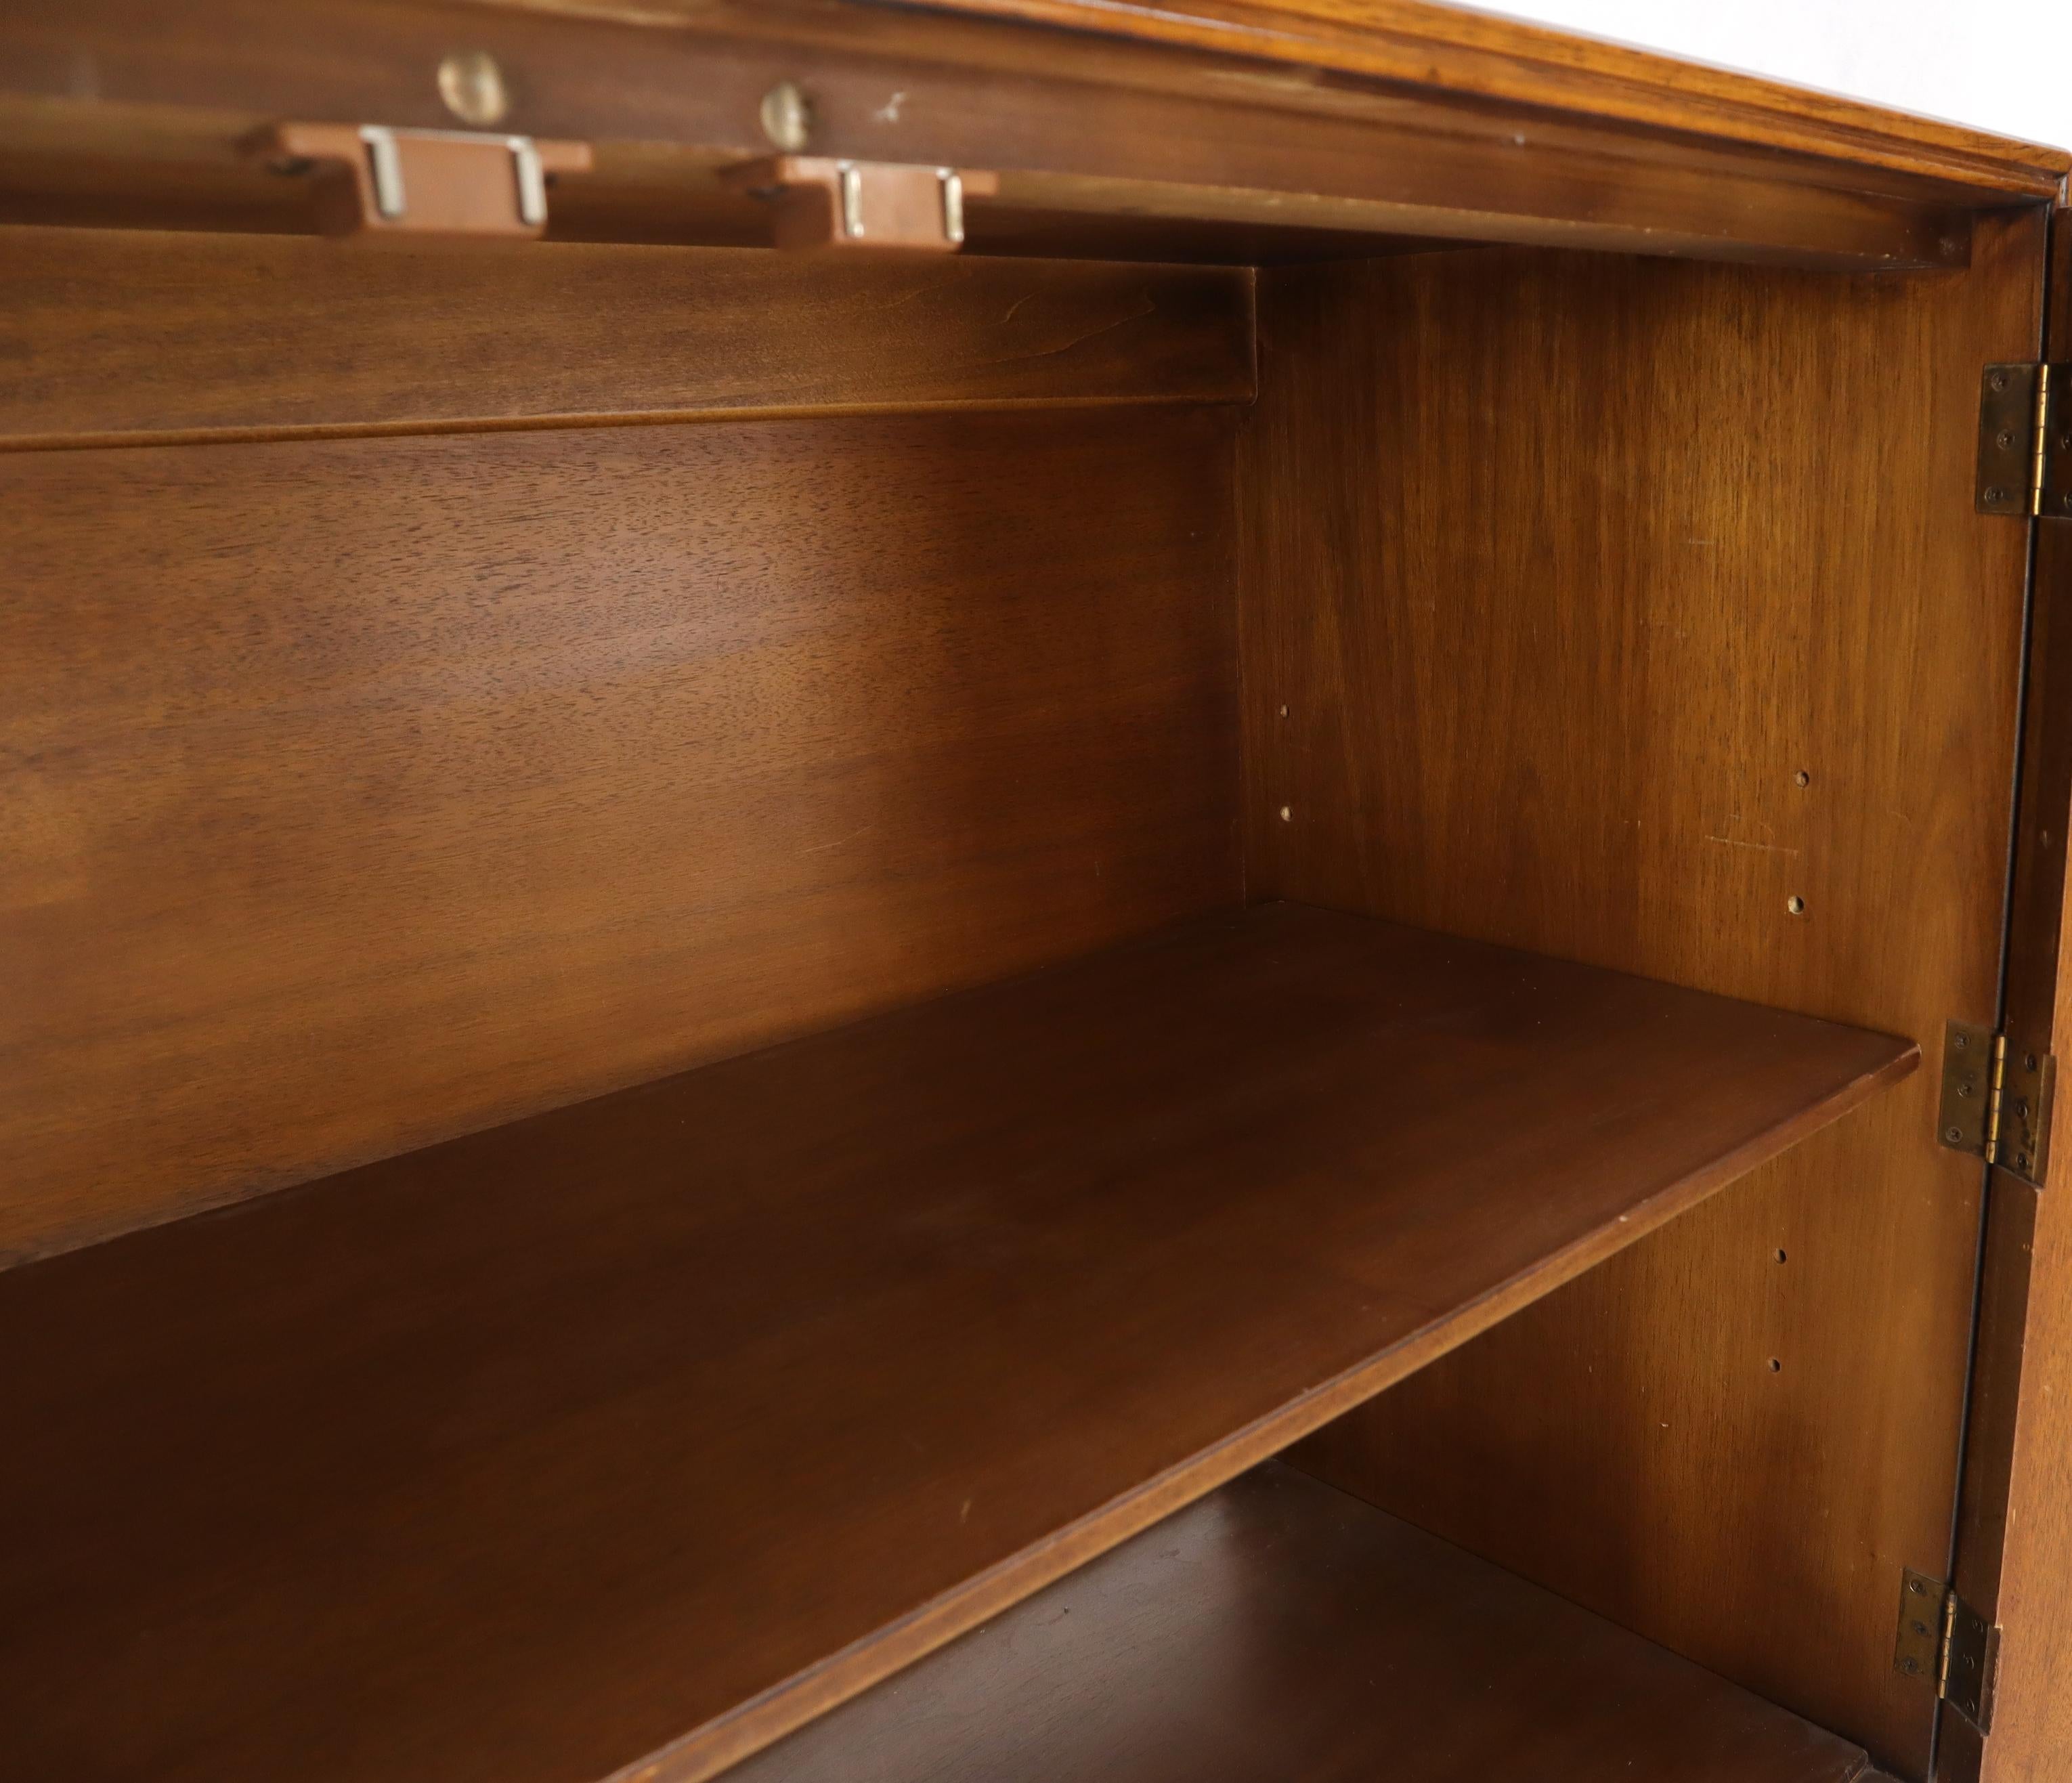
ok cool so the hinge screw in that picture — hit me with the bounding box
[1956,1083,1971,1097]
[1903,1656,1921,1675]
[1947,1125,1965,1143]
[1998,431,2016,450]
[1985,486,2008,504]
[1991,371,2010,391]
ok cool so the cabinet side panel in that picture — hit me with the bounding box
[1239,214,2044,1776]
[1974,205,2072,1783]
[0,406,1242,1263]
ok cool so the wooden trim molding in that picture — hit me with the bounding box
[894,0,2069,198]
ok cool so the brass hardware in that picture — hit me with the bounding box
[760,80,814,152]
[1895,1569,1998,1732]
[1978,363,2072,518]
[1894,1569,1941,1681]
[252,123,590,238]
[437,50,511,127]
[1937,1019,2054,1187]
[722,156,998,253]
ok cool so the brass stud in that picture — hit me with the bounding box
[437,49,510,127]
[760,79,814,152]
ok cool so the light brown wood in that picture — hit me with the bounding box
[0,405,1240,1264]
[733,1461,1880,1783]
[0,227,1253,450]
[0,903,1913,1783]
[0,0,2007,271]
[1243,212,2045,1776]
[822,0,2072,198]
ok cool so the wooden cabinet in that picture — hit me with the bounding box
[1,5,2068,1780]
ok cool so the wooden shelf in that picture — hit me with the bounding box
[0,903,1914,1783]
[733,1459,1882,1783]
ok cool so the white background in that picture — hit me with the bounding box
[1486,0,2071,149]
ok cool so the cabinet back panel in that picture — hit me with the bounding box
[0,228,1254,449]
[0,407,1241,1264]
[1242,212,2044,1775]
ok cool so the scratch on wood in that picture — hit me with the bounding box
[1705,834,1800,858]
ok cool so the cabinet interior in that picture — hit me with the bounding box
[0,159,2044,1783]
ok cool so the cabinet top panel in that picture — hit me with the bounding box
[0,0,2058,267]
[871,0,2070,197]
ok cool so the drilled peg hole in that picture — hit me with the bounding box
[1775,1248,1788,1264]
[1768,1358,1783,1373]
[1278,705,1289,718]
[1786,895,1806,916]
[1278,805,1292,823]
[1793,769,1810,788]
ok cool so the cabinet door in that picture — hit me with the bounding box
[1951,203,2072,1783]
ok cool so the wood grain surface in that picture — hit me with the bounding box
[885,0,2069,196]
[0,228,1253,450]
[1968,207,2072,1783]
[1242,213,2044,1776]
[0,0,2002,271]
[0,903,1912,1783]
[0,405,1240,1263]
[733,1461,1881,1783]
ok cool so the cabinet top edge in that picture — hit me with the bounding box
[492,0,2069,199]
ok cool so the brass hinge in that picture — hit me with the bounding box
[1938,1019,2054,1187]
[1895,1569,1998,1732]
[1978,363,2072,519]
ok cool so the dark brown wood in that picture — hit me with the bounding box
[0,0,2015,271]
[0,227,1253,450]
[1241,211,2045,1776]
[1979,1168,2072,1783]
[1955,209,2072,1783]
[733,1461,1880,1783]
[0,405,1239,1264]
[0,903,1912,1783]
